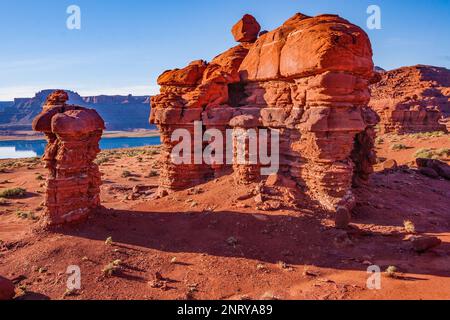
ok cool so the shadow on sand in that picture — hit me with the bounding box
[56,202,450,280]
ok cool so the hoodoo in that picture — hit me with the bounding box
[151,13,378,227]
[32,90,105,226]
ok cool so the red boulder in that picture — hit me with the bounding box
[231,14,261,43]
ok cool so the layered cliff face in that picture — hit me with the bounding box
[82,94,152,130]
[32,90,105,226]
[0,102,13,111]
[369,65,450,134]
[150,13,377,225]
[0,90,151,131]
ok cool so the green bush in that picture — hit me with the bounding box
[375,137,385,145]
[147,170,159,177]
[391,144,409,151]
[121,170,133,178]
[16,211,38,221]
[95,156,110,165]
[414,148,450,160]
[410,131,446,139]
[0,188,26,198]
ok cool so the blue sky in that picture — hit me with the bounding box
[0,0,449,100]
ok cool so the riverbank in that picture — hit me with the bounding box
[0,130,160,141]
[0,135,161,159]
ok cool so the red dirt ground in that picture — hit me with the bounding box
[0,134,449,300]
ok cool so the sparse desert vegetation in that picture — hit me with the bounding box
[102,260,122,277]
[408,131,447,139]
[0,187,26,198]
[121,170,133,178]
[403,220,416,234]
[391,143,410,151]
[15,210,38,221]
[414,148,450,160]
[386,266,398,278]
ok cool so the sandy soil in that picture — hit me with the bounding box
[0,134,449,300]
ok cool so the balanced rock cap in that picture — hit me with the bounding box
[232,14,261,43]
[51,109,105,135]
[45,90,69,106]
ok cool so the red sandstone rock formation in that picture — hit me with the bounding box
[416,158,450,180]
[369,65,450,134]
[32,90,105,226]
[410,236,442,253]
[150,13,377,226]
[0,276,15,300]
[232,14,261,43]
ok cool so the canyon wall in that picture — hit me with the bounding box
[369,65,450,134]
[150,13,378,224]
[32,90,105,226]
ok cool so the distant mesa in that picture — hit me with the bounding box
[374,66,386,73]
[0,89,153,131]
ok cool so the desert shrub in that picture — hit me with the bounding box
[375,137,385,145]
[121,170,133,178]
[147,170,159,178]
[410,131,447,139]
[95,156,110,165]
[386,266,398,278]
[105,236,113,246]
[403,220,416,234]
[16,211,38,221]
[125,150,147,158]
[415,148,450,160]
[102,260,122,277]
[391,144,409,151]
[149,149,160,155]
[436,148,450,158]
[414,148,434,159]
[0,188,26,198]
[35,174,45,181]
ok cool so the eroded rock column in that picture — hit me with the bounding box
[32,90,105,226]
[230,115,262,184]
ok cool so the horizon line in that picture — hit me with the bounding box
[0,85,161,102]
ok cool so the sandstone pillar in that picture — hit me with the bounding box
[229,115,261,184]
[32,90,105,226]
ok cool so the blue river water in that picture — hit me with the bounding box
[0,136,161,159]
